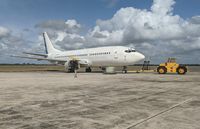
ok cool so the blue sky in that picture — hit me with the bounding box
[0,0,148,30]
[0,0,200,64]
[0,0,199,30]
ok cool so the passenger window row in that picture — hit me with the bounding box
[89,52,111,56]
[55,52,111,58]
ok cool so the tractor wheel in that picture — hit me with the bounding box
[157,66,167,74]
[177,66,187,74]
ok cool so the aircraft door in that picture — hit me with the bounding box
[124,55,127,61]
[114,51,118,59]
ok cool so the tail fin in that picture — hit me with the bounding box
[43,32,61,54]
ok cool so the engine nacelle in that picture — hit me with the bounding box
[64,62,70,71]
[79,59,92,67]
[64,60,80,72]
[64,59,91,72]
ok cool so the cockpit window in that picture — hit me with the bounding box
[125,49,136,53]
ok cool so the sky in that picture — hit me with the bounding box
[0,0,200,64]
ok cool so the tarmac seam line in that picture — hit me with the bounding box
[125,98,193,129]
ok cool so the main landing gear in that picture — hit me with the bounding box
[68,60,79,78]
[85,67,92,72]
[122,66,127,73]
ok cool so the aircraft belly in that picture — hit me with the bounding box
[91,56,130,67]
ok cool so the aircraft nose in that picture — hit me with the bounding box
[136,52,145,62]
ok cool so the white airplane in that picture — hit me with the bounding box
[15,32,145,72]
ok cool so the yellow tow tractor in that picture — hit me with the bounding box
[157,58,187,74]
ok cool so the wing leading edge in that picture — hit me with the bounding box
[11,55,67,62]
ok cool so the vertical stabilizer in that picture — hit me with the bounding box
[43,32,61,54]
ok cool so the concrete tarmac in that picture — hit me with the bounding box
[0,72,200,129]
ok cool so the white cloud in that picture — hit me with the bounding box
[151,0,175,15]
[55,32,67,42]
[56,33,85,50]
[35,19,81,34]
[95,6,187,43]
[0,26,10,38]
[190,16,200,24]
[0,26,43,62]
[65,19,81,29]
[90,26,109,38]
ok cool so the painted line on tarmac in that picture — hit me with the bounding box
[126,98,193,129]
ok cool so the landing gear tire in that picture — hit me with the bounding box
[122,70,127,73]
[85,67,92,72]
[101,67,106,73]
[177,66,187,75]
[68,68,75,73]
[157,66,167,74]
[122,66,127,74]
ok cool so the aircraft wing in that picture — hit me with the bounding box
[23,52,48,57]
[11,55,67,62]
[12,55,90,66]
